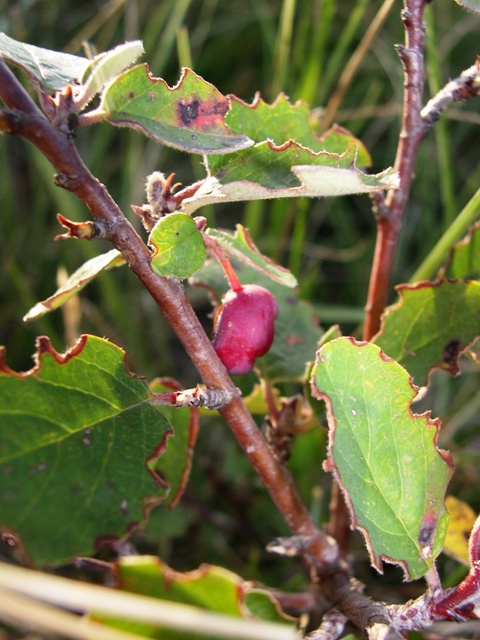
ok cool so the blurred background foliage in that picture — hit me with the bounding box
[1,0,480,597]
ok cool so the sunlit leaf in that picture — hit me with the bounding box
[374,280,480,387]
[180,156,399,215]
[0,31,92,91]
[311,337,453,580]
[100,65,253,154]
[209,94,371,169]
[23,249,125,322]
[96,555,295,640]
[76,41,144,109]
[0,335,172,564]
[149,213,206,279]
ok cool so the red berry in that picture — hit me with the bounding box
[212,284,279,375]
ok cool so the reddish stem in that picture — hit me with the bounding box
[202,233,243,292]
[363,0,427,341]
[0,59,337,570]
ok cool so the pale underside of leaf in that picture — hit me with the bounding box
[0,32,92,91]
[180,164,399,215]
[23,249,125,322]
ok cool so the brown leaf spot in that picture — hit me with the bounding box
[176,97,229,130]
[443,339,462,365]
[178,98,200,125]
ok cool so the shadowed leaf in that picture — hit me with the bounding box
[374,280,480,387]
[0,335,172,564]
[206,225,297,288]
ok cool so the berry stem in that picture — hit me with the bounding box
[202,232,244,292]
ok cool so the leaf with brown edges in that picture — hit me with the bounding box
[0,335,173,565]
[374,280,480,387]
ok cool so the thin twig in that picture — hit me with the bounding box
[363,0,428,341]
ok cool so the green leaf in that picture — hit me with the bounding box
[311,337,453,580]
[206,225,297,287]
[452,0,480,12]
[76,41,144,110]
[148,379,199,508]
[99,65,253,154]
[97,556,295,639]
[0,335,172,564]
[439,221,480,279]
[23,249,125,322]
[209,94,371,169]
[149,213,206,279]
[374,280,480,387]
[180,148,399,215]
[0,32,92,92]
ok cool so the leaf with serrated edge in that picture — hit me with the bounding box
[99,65,253,154]
[374,280,480,387]
[179,157,399,215]
[0,32,92,92]
[113,556,295,626]
[149,213,206,279]
[0,335,173,565]
[23,249,125,322]
[149,379,199,508]
[206,225,297,287]
[311,337,453,580]
[207,93,371,173]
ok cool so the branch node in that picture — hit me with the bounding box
[175,385,240,410]
[54,173,80,191]
[55,213,110,240]
[267,534,315,557]
[0,108,23,135]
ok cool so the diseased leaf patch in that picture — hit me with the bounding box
[0,335,173,565]
[311,337,453,580]
[100,65,253,154]
[374,280,480,387]
[207,94,372,176]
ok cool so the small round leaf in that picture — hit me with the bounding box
[149,213,206,279]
